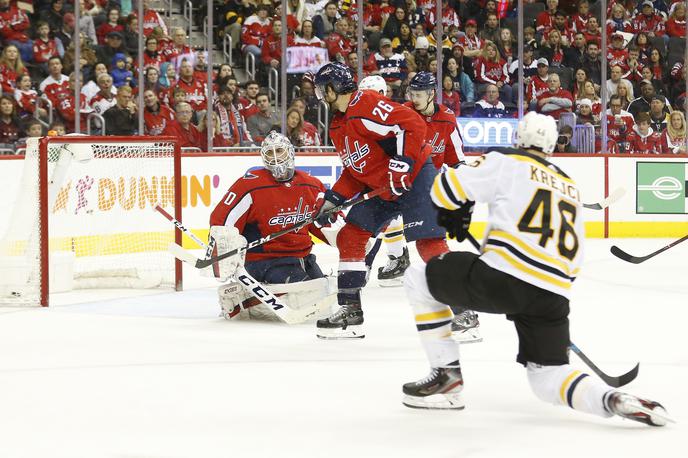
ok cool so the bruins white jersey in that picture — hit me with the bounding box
[431,148,584,299]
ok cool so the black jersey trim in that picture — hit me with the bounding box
[486,238,575,281]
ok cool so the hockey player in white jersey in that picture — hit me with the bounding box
[400,112,670,426]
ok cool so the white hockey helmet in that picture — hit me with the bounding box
[516,112,558,155]
[358,75,387,95]
[260,131,295,181]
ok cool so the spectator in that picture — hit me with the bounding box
[162,101,202,148]
[0,95,20,147]
[392,23,415,55]
[606,94,635,153]
[62,37,98,78]
[40,56,69,106]
[0,0,33,64]
[540,28,566,68]
[632,1,666,40]
[474,41,511,103]
[142,66,164,97]
[96,31,130,67]
[199,112,229,150]
[480,13,500,44]
[103,85,137,135]
[142,0,168,37]
[666,2,687,38]
[648,96,670,133]
[617,80,634,111]
[285,107,320,147]
[623,45,644,86]
[33,20,64,70]
[607,65,634,100]
[445,54,474,103]
[659,111,687,154]
[82,62,110,104]
[143,89,175,135]
[345,51,360,78]
[246,92,280,143]
[313,1,338,40]
[297,77,319,125]
[546,10,573,47]
[48,120,66,136]
[496,28,515,65]
[571,0,593,33]
[627,111,661,154]
[97,7,124,46]
[289,97,318,137]
[582,16,601,47]
[159,62,175,89]
[240,5,272,61]
[382,5,406,40]
[477,0,499,29]
[509,46,537,102]
[554,125,576,153]
[123,14,140,57]
[575,98,599,125]
[606,32,629,72]
[40,0,65,35]
[572,67,588,99]
[441,74,461,114]
[75,1,98,44]
[0,45,28,97]
[294,19,325,48]
[173,58,208,114]
[409,35,431,73]
[577,79,602,115]
[325,17,354,62]
[141,35,164,70]
[473,84,510,118]
[367,37,407,90]
[164,27,193,63]
[14,74,47,120]
[426,0,459,33]
[261,18,283,75]
[632,32,652,62]
[646,47,667,82]
[582,41,602,85]
[89,73,117,117]
[54,73,90,133]
[285,0,307,33]
[536,0,559,35]
[669,61,686,104]
[458,19,482,61]
[606,3,632,38]
[564,32,587,69]
[237,80,260,119]
[628,79,666,118]
[639,65,667,96]
[110,53,133,88]
[214,85,253,147]
[524,26,538,53]
[16,118,44,149]
[527,58,550,107]
[537,73,574,120]
[55,12,75,50]
[214,64,234,92]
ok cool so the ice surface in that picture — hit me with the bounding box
[0,238,685,458]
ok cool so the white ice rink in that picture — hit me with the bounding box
[0,238,685,458]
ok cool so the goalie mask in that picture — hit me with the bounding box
[260,131,295,181]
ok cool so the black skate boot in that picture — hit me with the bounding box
[604,391,673,426]
[316,304,364,339]
[451,309,482,343]
[402,364,465,410]
[377,246,410,287]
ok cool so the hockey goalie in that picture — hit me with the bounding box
[207,132,340,322]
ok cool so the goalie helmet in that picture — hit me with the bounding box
[260,131,295,181]
[359,75,387,95]
[516,112,558,155]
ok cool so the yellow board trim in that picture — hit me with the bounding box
[559,370,582,404]
[415,308,453,323]
[510,155,575,185]
[485,247,571,290]
[488,230,571,275]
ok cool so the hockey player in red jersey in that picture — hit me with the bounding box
[312,62,450,339]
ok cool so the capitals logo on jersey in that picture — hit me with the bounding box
[429,132,446,154]
[267,197,315,228]
[341,137,370,174]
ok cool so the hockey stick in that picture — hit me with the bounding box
[153,204,310,324]
[610,234,688,264]
[464,233,638,387]
[583,187,626,210]
[173,188,386,270]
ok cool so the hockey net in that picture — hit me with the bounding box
[0,136,182,306]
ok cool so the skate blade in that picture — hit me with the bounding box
[316,325,365,340]
[378,277,404,287]
[452,331,483,344]
[402,393,465,410]
[630,403,675,426]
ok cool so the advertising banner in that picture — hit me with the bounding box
[286,47,329,74]
[636,162,688,214]
[456,118,518,148]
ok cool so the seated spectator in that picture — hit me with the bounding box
[445,55,474,103]
[572,67,588,99]
[236,80,260,120]
[97,7,124,46]
[33,21,64,70]
[458,19,482,61]
[143,89,176,135]
[441,74,461,115]
[295,19,325,48]
[627,112,661,154]
[472,84,510,118]
[563,32,587,69]
[628,80,670,118]
[123,14,139,57]
[606,32,629,72]
[477,0,499,29]
[213,85,253,147]
[312,1,338,40]
[617,80,633,111]
[142,36,164,70]
[173,59,208,114]
[582,16,601,47]
[102,85,137,135]
[40,0,65,35]
[582,41,602,85]
[632,1,667,42]
[575,98,599,125]
[648,96,670,134]
[523,26,538,53]
[577,79,602,115]
[159,62,176,89]
[199,112,230,150]
[62,37,98,78]
[480,13,500,44]
[659,111,687,154]
[14,74,47,121]
[0,95,21,147]
[48,120,66,136]
[40,56,69,107]
[646,47,667,83]
[96,31,130,68]
[0,45,28,97]
[367,37,407,90]
[16,118,43,149]
[607,65,634,100]
[142,0,169,37]
[89,73,117,117]
[408,36,432,73]
[296,78,318,125]
[261,19,283,78]
[75,2,98,45]
[572,0,593,34]
[508,46,536,103]
[545,10,573,47]
[325,17,354,62]
[241,5,272,60]
[540,28,566,68]
[289,97,318,136]
[474,41,511,103]
[536,73,573,120]
[111,53,133,88]
[162,101,203,148]
[214,64,234,92]
[631,32,652,63]
[0,0,33,63]
[606,3,632,39]
[606,94,635,153]
[554,125,576,153]
[666,2,687,38]
[163,27,192,63]
[82,63,110,104]
[246,92,280,143]
[669,61,686,105]
[495,28,515,66]
[527,58,550,107]
[392,23,415,55]
[141,66,163,98]
[55,12,75,51]
[285,107,320,147]
[536,0,558,35]
[383,5,407,40]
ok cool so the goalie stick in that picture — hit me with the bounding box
[464,233,638,387]
[583,187,626,210]
[171,188,387,270]
[153,204,313,324]
[610,234,688,264]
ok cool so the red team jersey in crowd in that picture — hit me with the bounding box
[33,38,60,64]
[329,90,431,200]
[0,5,31,42]
[210,168,326,262]
[141,9,168,36]
[403,101,464,169]
[14,89,37,115]
[144,103,176,135]
[0,64,28,96]
[162,120,203,148]
[40,74,70,106]
[626,127,662,154]
[172,77,207,111]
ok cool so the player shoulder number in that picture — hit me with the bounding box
[372,100,393,121]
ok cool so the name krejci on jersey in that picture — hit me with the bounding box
[268,197,314,228]
[529,166,581,202]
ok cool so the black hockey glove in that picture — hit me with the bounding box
[314,189,346,227]
[435,201,475,241]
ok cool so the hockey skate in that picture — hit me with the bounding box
[451,310,483,343]
[402,365,465,410]
[377,247,410,287]
[316,304,364,339]
[605,391,673,426]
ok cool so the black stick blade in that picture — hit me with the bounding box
[610,245,646,264]
[608,362,640,388]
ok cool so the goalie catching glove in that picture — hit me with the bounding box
[203,226,247,281]
[435,201,474,241]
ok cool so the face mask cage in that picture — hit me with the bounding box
[261,137,295,181]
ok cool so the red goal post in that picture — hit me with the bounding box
[0,136,182,307]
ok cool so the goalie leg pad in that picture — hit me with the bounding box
[218,282,252,320]
[246,277,337,322]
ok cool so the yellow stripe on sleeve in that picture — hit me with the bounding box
[447,170,468,201]
[559,370,582,404]
[415,308,453,323]
[431,176,459,210]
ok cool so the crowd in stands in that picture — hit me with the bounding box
[0,0,685,154]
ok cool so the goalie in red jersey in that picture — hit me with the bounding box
[312,62,450,339]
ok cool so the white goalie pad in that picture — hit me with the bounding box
[202,226,247,281]
[218,276,337,323]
